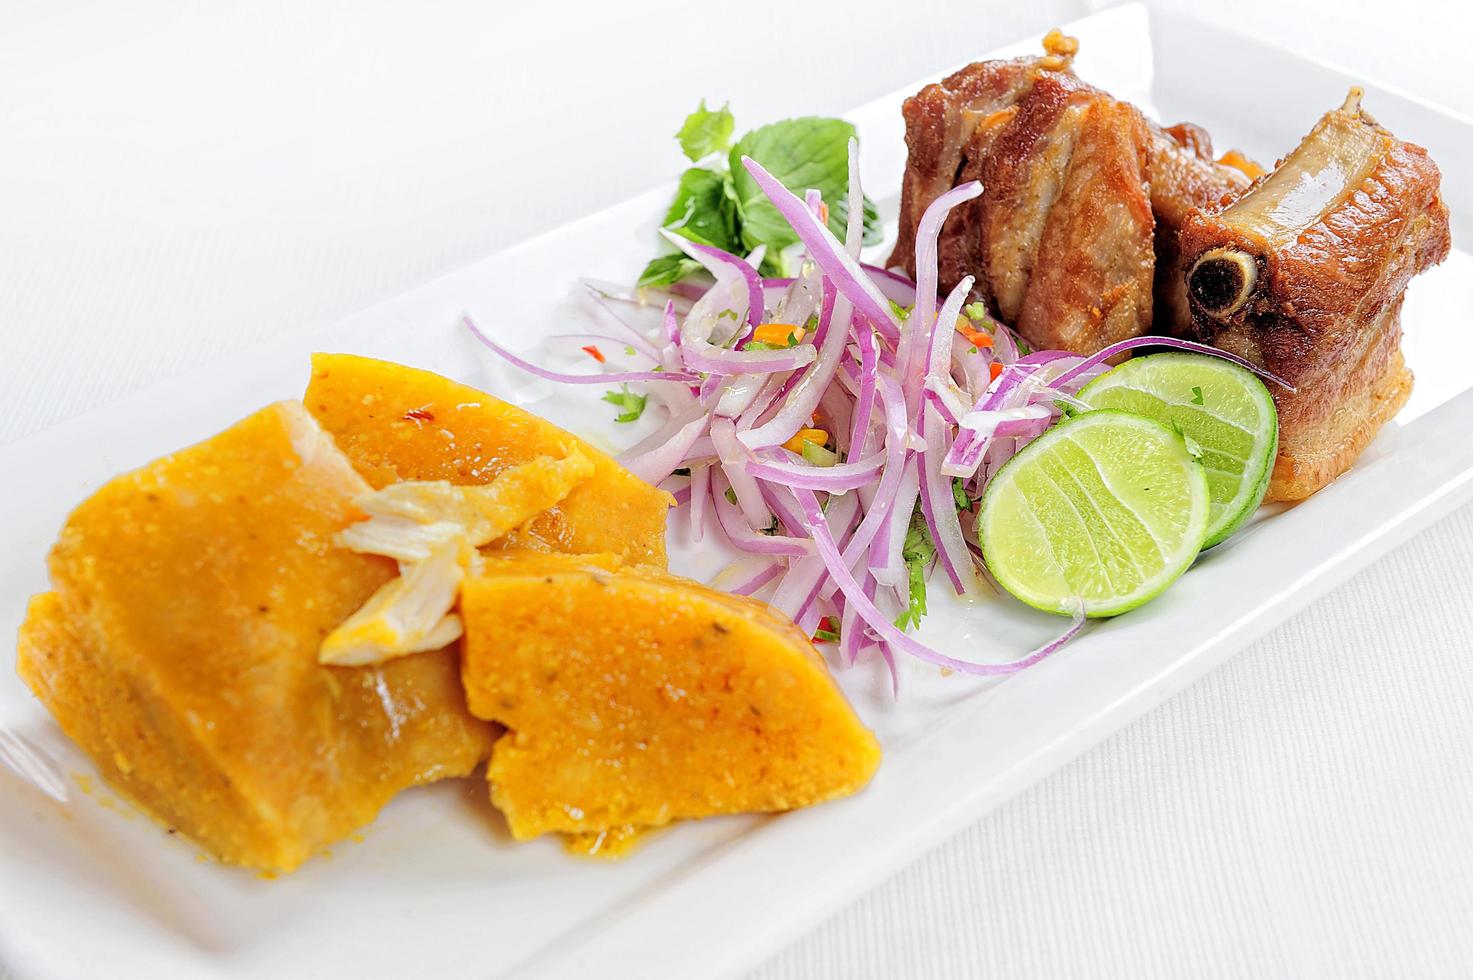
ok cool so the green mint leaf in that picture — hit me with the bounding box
[638,253,704,288]
[729,117,873,267]
[676,100,735,162]
[660,167,741,252]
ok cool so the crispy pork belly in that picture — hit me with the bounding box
[887,54,1040,294]
[888,34,1246,353]
[977,73,1156,353]
[1177,89,1450,501]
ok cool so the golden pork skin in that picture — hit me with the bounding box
[15,402,495,872]
[1178,90,1451,501]
[459,553,882,843]
[304,353,671,567]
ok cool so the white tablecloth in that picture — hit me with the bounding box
[4,1,1470,976]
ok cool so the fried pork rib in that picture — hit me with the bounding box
[1177,89,1451,501]
[887,33,1248,353]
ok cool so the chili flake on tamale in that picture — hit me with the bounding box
[304,353,672,566]
[459,553,881,844]
[16,402,495,871]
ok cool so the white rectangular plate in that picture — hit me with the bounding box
[3,5,1471,978]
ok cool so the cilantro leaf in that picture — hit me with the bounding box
[1191,385,1205,405]
[952,478,973,512]
[601,386,648,424]
[729,117,882,275]
[894,507,935,631]
[676,100,735,162]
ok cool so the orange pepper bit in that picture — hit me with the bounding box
[751,323,806,347]
[956,318,994,349]
[1218,149,1267,180]
[580,344,606,363]
[782,428,829,454]
[989,362,1005,382]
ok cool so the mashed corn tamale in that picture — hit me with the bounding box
[304,353,671,566]
[459,554,881,841]
[16,402,495,871]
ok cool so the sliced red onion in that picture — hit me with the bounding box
[992,320,1021,363]
[844,138,864,259]
[711,470,812,557]
[784,491,859,624]
[739,288,849,450]
[711,554,784,594]
[465,315,699,385]
[752,482,794,529]
[663,233,766,330]
[847,317,879,451]
[909,186,980,382]
[918,400,981,595]
[942,405,1055,478]
[824,372,909,599]
[862,263,919,306]
[839,569,878,666]
[926,277,975,377]
[690,463,710,543]
[620,410,710,485]
[740,156,902,346]
[579,283,667,362]
[810,277,838,347]
[583,277,695,316]
[1050,335,1296,392]
[711,418,772,529]
[746,447,886,492]
[793,488,1085,675]
[924,383,966,427]
[871,457,919,590]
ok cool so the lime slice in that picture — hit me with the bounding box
[1077,352,1277,548]
[977,410,1209,618]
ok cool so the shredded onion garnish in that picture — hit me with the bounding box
[321,450,593,667]
[468,141,1290,691]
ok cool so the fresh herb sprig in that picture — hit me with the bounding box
[640,103,883,286]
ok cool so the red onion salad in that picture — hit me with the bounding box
[466,140,1291,691]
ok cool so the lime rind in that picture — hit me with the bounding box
[977,410,1210,618]
[1076,353,1278,549]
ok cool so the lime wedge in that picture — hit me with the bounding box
[977,410,1209,618]
[1077,353,1277,548]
